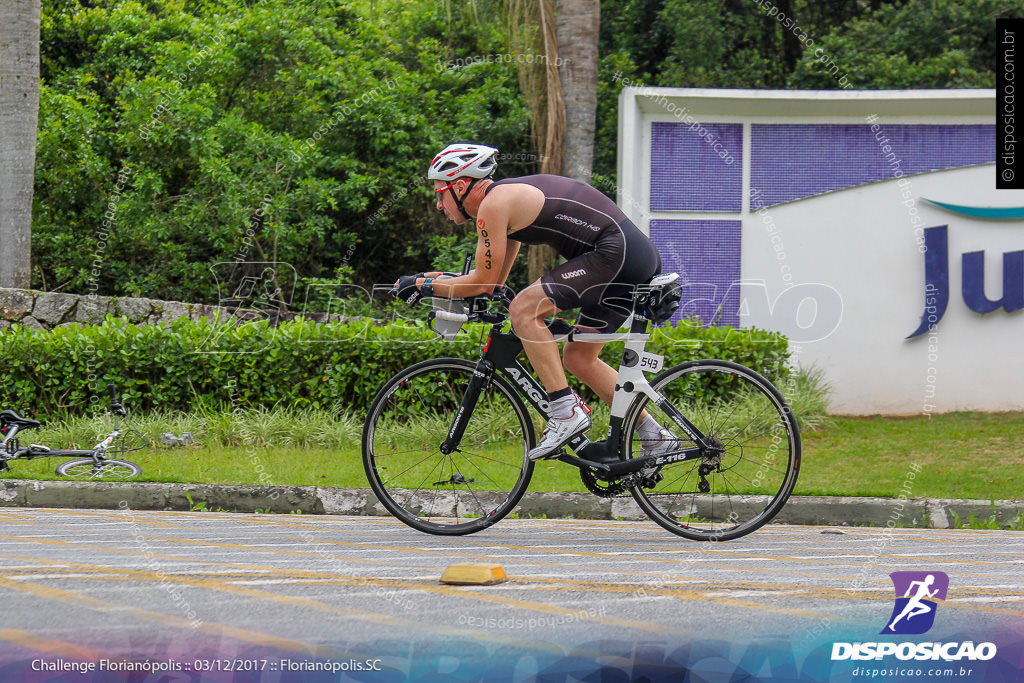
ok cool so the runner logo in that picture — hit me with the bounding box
[832,570,996,663]
[881,571,948,635]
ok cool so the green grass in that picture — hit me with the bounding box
[3,396,1023,501]
[950,507,1024,531]
[798,412,1024,500]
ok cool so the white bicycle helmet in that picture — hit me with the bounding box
[428,144,499,180]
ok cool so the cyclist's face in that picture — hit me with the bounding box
[434,179,469,224]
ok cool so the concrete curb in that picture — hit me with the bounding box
[1,480,1022,529]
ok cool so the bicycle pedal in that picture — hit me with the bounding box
[537,448,567,461]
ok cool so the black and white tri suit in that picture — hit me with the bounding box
[487,174,662,331]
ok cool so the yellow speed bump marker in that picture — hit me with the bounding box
[440,562,507,586]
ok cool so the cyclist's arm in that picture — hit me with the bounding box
[496,239,520,286]
[418,204,510,298]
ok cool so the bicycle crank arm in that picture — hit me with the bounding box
[558,445,706,476]
[554,452,613,473]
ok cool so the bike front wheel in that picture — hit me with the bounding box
[362,358,536,535]
[621,360,801,541]
[55,457,142,480]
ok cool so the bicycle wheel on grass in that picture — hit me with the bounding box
[362,358,536,535]
[55,457,142,480]
[621,360,800,541]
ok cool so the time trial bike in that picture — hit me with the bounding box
[362,271,800,541]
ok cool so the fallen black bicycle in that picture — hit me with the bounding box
[1,384,146,480]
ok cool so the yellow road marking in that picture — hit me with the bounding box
[4,526,1020,613]
[3,516,1021,626]
[0,558,620,657]
[0,550,694,638]
[0,575,317,654]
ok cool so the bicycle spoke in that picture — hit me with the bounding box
[363,360,534,535]
[625,361,799,541]
[453,449,522,491]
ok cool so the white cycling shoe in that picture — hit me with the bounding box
[527,404,591,461]
[640,428,681,457]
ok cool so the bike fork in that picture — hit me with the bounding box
[439,360,493,454]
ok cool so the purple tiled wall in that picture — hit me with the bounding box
[750,124,995,207]
[649,219,742,327]
[650,122,743,211]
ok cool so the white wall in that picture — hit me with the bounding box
[740,165,1024,414]
[619,89,1024,414]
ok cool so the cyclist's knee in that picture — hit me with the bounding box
[509,287,551,326]
[508,294,531,326]
[563,342,599,376]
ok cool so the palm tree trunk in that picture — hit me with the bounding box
[0,0,40,289]
[508,0,565,283]
[556,0,599,182]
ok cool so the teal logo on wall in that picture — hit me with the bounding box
[923,199,1024,220]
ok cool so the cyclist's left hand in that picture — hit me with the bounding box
[393,274,425,306]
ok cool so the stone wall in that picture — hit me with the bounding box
[0,288,340,331]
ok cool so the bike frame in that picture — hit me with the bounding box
[1,384,131,470]
[439,316,720,478]
[1,425,122,467]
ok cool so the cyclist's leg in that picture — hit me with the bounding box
[560,225,659,408]
[564,231,662,435]
[562,291,629,406]
[511,270,597,460]
[508,281,565,392]
[563,336,614,404]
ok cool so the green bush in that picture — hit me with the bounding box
[0,314,788,419]
[35,0,533,300]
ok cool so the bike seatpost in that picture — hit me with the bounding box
[107,383,127,417]
[2,424,19,445]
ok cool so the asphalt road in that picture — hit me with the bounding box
[0,508,1021,682]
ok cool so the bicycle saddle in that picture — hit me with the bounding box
[0,410,41,429]
[648,273,680,287]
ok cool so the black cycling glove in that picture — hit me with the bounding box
[393,275,425,306]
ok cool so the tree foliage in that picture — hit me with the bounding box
[34,0,532,302]
[33,0,1019,303]
[594,0,1022,177]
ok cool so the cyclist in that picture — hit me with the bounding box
[394,143,674,460]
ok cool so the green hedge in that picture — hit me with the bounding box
[0,315,788,419]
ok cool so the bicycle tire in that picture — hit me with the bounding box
[621,360,801,542]
[55,457,142,480]
[362,358,536,535]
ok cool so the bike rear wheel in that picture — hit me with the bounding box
[362,358,536,535]
[55,457,142,480]
[621,360,800,541]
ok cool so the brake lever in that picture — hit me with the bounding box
[491,286,516,305]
